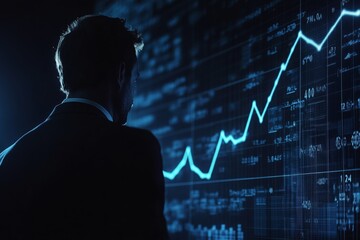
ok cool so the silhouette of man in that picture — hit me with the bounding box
[0,15,170,240]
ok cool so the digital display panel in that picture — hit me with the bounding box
[98,0,360,239]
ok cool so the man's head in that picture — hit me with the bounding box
[55,15,143,124]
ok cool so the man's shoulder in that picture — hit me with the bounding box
[0,121,48,167]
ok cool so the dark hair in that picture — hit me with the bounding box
[55,15,144,95]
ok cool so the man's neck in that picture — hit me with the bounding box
[67,89,113,118]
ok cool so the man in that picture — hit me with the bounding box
[0,15,170,239]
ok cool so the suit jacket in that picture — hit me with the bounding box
[0,102,170,240]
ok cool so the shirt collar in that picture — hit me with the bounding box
[61,98,113,122]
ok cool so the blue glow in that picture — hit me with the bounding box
[0,144,14,166]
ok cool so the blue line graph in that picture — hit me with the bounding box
[163,9,360,180]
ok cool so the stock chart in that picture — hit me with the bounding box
[98,0,360,239]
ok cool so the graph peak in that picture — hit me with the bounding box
[163,9,360,180]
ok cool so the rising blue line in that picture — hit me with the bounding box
[163,9,360,180]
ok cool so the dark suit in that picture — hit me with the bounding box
[0,102,169,240]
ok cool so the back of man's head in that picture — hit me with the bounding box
[55,15,143,95]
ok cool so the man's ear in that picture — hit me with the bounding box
[117,62,126,88]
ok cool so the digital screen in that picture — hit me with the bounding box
[97,0,360,239]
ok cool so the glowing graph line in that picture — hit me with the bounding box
[163,9,360,180]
